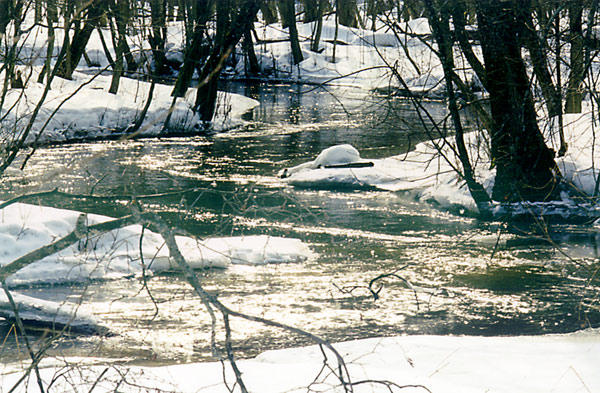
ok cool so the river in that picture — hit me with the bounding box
[0,82,598,365]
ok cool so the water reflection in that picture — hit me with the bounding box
[0,83,598,364]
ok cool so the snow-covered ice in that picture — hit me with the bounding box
[0,202,314,286]
[0,202,313,329]
[280,107,600,219]
[0,291,99,333]
[1,331,599,392]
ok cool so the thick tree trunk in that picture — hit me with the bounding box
[194,0,260,122]
[476,0,559,202]
[310,0,325,52]
[565,1,584,114]
[216,0,232,46]
[243,29,261,75]
[260,0,279,25]
[279,0,304,64]
[0,0,22,36]
[302,0,319,23]
[108,0,129,94]
[171,0,212,98]
[337,0,358,28]
[401,0,424,21]
[149,0,169,75]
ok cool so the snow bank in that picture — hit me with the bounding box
[0,291,99,333]
[280,112,600,218]
[2,330,598,392]
[248,17,443,91]
[0,202,314,286]
[0,201,313,331]
[1,68,258,146]
[280,141,490,212]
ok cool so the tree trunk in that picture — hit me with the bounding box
[449,2,487,91]
[0,0,11,36]
[310,0,325,52]
[521,6,561,117]
[260,0,278,25]
[367,0,378,30]
[337,0,358,28]
[109,0,129,94]
[149,0,169,75]
[56,1,104,80]
[279,0,304,65]
[476,0,559,202]
[302,0,319,23]
[216,0,232,46]
[194,0,260,122]
[402,0,424,21]
[171,0,213,98]
[243,29,261,75]
[38,0,57,84]
[565,1,584,114]
[425,0,490,205]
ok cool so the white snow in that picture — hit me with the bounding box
[1,69,259,145]
[280,109,600,217]
[246,16,442,91]
[0,291,99,333]
[1,7,599,393]
[0,202,313,330]
[1,331,599,392]
[0,202,314,286]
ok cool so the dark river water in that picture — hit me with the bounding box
[0,82,599,365]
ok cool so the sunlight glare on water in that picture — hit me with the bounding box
[0,83,598,364]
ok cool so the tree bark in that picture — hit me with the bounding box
[520,5,561,117]
[56,1,104,80]
[243,29,261,75]
[171,0,213,98]
[149,0,169,75]
[310,0,325,52]
[337,0,358,28]
[425,0,490,205]
[38,0,57,84]
[302,0,319,23]
[279,0,304,65]
[476,0,559,202]
[449,1,487,91]
[108,0,129,94]
[260,0,279,25]
[565,0,584,114]
[194,0,260,122]
[0,0,21,36]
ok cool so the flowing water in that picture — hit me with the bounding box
[0,83,599,366]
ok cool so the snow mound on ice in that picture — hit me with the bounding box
[1,203,315,287]
[0,291,100,334]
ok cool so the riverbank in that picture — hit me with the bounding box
[2,330,599,392]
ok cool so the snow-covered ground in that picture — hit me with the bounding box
[245,16,442,91]
[1,330,599,392]
[1,67,258,145]
[0,12,448,147]
[2,7,600,393]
